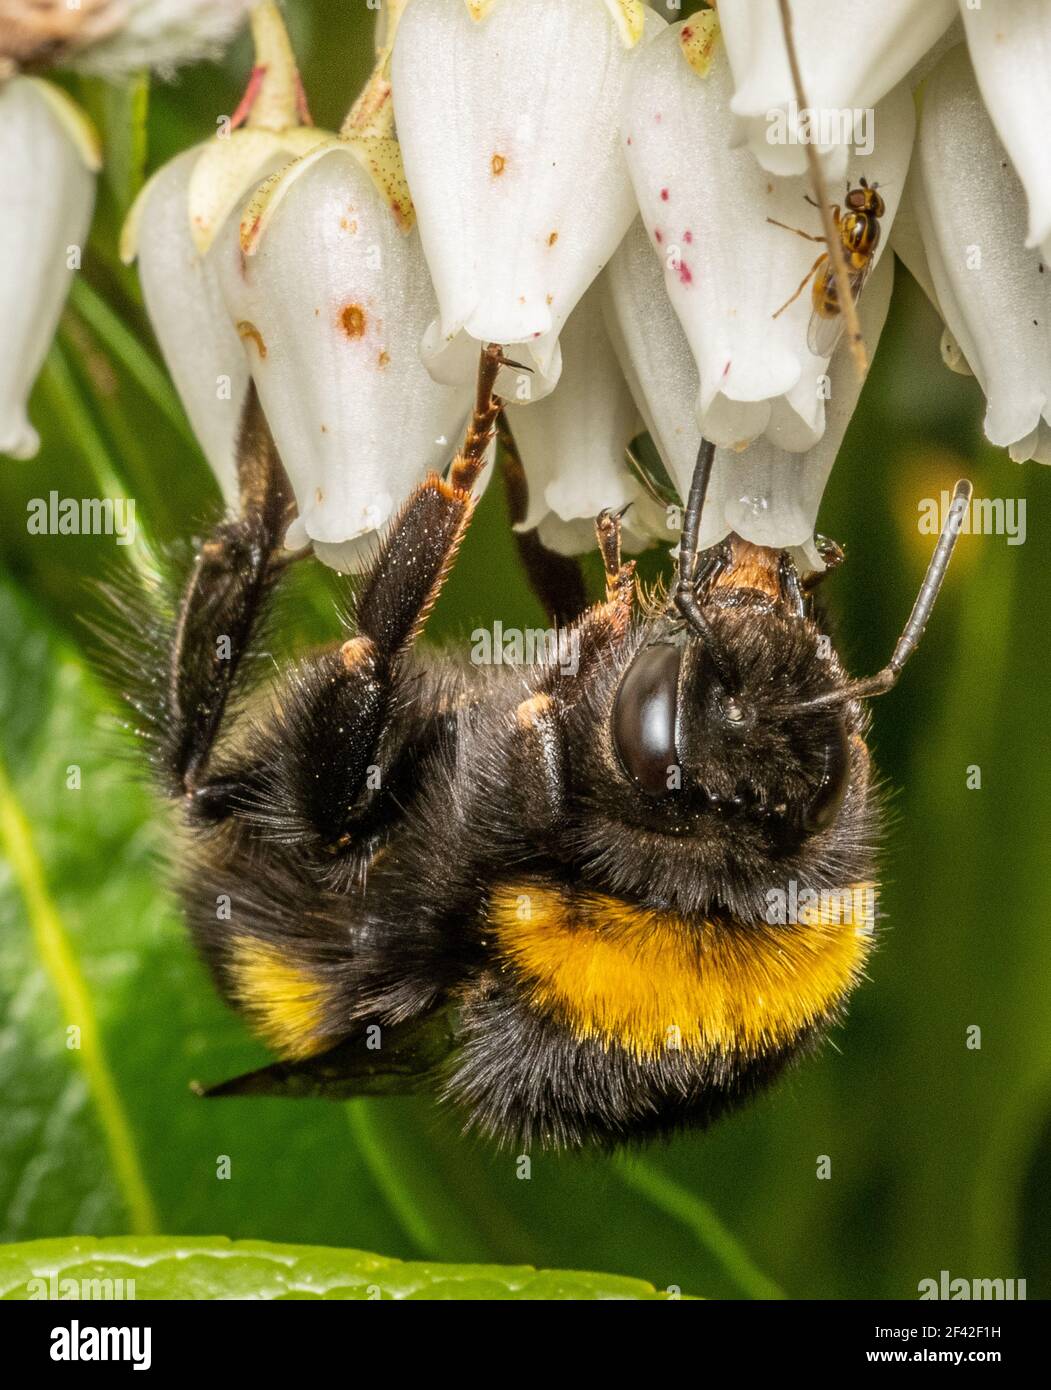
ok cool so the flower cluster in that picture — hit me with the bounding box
[0,0,252,459]
[3,0,1049,569]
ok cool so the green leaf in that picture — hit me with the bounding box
[0,1237,686,1301]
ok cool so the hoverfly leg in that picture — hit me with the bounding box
[772,252,828,319]
[766,216,825,244]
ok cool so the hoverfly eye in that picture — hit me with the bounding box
[612,643,682,797]
[803,720,852,834]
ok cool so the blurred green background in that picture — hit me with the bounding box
[1,1,1049,1300]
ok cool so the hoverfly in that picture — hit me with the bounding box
[768,177,886,358]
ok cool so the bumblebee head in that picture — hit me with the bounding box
[609,566,859,859]
[592,443,969,908]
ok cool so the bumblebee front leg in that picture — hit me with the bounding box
[568,507,636,677]
[352,343,503,657]
[256,346,506,859]
[159,385,292,805]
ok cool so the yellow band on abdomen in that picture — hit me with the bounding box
[488,882,876,1060]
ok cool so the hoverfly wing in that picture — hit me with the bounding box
[807,305,847,359]
[807,263,871,359]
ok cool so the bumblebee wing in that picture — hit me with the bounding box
[194,1010,457,1100]
[807,264,871,359]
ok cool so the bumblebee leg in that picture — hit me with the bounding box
[772,252,828,319]
[352,343,504,657]
[595,507,632,604]
[139,386,292,801]
[512,693,568,834]
[802,536,846,593]
[779,553,806,619]
[242,346,507,859]
[499,415,588,626]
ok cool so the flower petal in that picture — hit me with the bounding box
[391,0,660,396]
[505,279,665,552]
[960,0,1051,252]
[910,43,1051,462]
[700,254,894,568]
[218,147,473,566]
[719,0,954,177]
[606,218,894,567]
[0,77,96,459]
[622,18,912,450]
[130,145,262,503]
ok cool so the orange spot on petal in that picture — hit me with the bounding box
[341,303,367,339]
[491,153,507,176]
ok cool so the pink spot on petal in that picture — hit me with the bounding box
[660,188,670,202]
[722,359,732,379]
[683,230,693,244]
[654,229,663,244]
[678,261,694,286]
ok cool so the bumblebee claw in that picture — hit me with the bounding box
[496,352,534,374]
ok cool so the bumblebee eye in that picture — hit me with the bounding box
[804,720,852,834]
[612,643,682,797]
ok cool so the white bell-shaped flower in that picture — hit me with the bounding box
[604,217,700,503]
[606,217,895,570]
[718,0,955,179]
[0,76,99,459]
[621,15,912,452]
[121,2,327,501]
[218,144,473,571]
[505,280,666,556]
[700,255,894,569]
[390,0,660,400]
[908,43,1051,464]
[960,0,1051,263]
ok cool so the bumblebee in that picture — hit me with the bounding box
[105,346,969,1149]
[769,177,886,357]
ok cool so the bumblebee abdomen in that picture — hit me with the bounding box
[446,878,878,1146]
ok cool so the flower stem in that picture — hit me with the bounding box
[240,0,303,133]
[614,1155,786,1299]
[777,0,868,380]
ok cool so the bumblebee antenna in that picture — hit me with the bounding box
[673,438,737,690]
[791,479,973,713]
